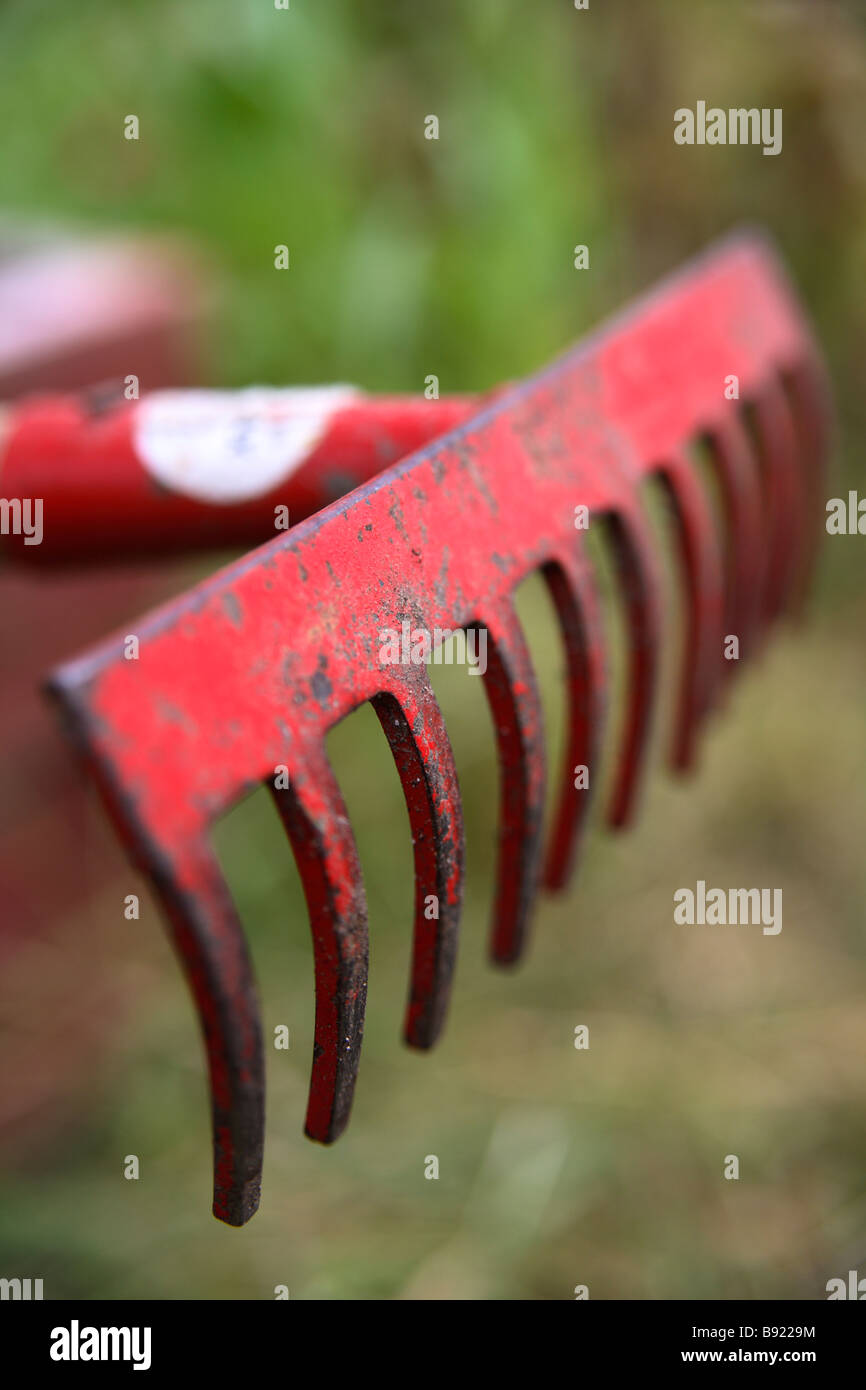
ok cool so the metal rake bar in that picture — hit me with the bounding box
[47,232,831,1224]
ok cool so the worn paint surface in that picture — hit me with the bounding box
[47,233,831,1225]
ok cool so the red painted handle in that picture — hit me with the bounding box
[0,389,486,563]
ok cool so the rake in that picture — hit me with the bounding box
[22,233,829,1225]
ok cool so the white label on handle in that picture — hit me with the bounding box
[134,386,359,504]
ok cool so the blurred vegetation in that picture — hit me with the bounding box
[1,0,865,1299]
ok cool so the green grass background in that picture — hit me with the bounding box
[1,0,865,1299]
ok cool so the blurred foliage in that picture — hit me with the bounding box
[1,0,865,1299]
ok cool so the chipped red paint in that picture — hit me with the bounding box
[47,233,832,1225]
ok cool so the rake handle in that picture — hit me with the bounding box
[0,390,487,563]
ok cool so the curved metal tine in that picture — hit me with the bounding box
[784,357,833,615]
[270,744,368,1146]
[473,599,546,966]
[658,450,725,767]
[704,415,765,671]
[154,842,265,1227]
[753,378,807,620]
[371,677,465,1049]
[541,551,607,892]
[605,502,664,829]
[745,390,798,630]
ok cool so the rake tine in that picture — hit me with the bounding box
[474,600,546,965]
[784,357,833,615]
[371,677,464,1049]
[270,746,368,1146]
[746,389,798,629]
[542,552,607,892]
[705,415,766,670]
[659,450,725,766]
[44,669,267,1226]
[779,372,820,612]
[606,503,664,829]
[153,845,265,1227]
[754,379,807,621]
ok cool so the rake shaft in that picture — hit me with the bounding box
[0,391,484,562]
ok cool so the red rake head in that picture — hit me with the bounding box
[47,233,831,1225]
